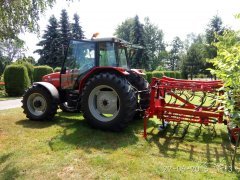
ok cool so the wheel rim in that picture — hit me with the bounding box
[88,85,120,122]
[27,93,47,116]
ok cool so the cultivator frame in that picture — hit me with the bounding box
[143,76,227,138]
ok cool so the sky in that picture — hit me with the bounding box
[20,0,240,59]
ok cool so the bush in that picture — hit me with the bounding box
[14,61,34,83]
[155,66,165,71]
[175,71,182,79]
[54,67,61,72]
[163,71,175,78]
[4,65,30,96]
[152,71,164,79]
[146,72,153,83]
[33,66,53,82]
[196,74,208,79]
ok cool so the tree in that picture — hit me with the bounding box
[182,42,205,79]
[72,13,84,39]
[205,15,225,77]
[0,0,56,40]
[0,38,25,62]
[58,9,72,63]
[143,17,166,71]
[114,18,134,42]
[168,37,183,71]
[209,29,240,171]
[0,52,10,76]
[181,34,207,79]
[34,15,62,67]
[130,15,150,69]
[60,9,72,46]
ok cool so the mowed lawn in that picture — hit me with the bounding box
[0,108,240,179]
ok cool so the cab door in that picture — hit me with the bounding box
[61,40,96,90]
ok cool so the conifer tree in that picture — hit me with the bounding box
[34,15,62,67]
[72,13,84,39]
[130,15,150,69]
[59,9,72,46]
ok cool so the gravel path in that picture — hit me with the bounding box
[0,98,22,110]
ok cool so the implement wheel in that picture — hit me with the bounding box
[81,72,137,131]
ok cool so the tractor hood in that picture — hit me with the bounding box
[42,72,60,88]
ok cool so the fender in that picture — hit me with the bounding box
[130,69,145,75]
[33,82,59,101]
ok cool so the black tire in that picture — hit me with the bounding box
[22,85,58,121]
[81,72,137,131]
[127,72,150,118]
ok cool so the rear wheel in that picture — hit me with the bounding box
[127,72,150,119]
[81,72,137,131]
[22,85,58,121]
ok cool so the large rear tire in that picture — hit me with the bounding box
[22,85,58,121]
[81,72,137,131]
[127,72,150,118]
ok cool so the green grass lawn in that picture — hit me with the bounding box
[0,108,239,179]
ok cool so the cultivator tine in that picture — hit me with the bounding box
[171,123,179,135]
[211,124,217,137]
[181,123,190,139]
[195,124,202,137]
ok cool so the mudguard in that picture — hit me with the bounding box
[33,82,59,101]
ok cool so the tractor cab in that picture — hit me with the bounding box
[61,38,131,90]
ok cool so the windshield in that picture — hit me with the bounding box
[99,42,128,68]
[65,40,95,73]
[118,45,128,68]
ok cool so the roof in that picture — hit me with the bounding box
[90,37,129,44]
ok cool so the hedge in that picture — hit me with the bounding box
[152,71,164,79]
[54,67,61,72]
[4,65,30,96]
[33,66,53,82]
[14,61,34,83]
[145,71,183,82]
[146,72,153,83]
[175,71,182,79]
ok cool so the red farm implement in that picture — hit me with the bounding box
[144,76,240,145]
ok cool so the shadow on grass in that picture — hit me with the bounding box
[0,153,13,165]
[0,165,20,180]
[146,121,239,170]
[16,111,141,151]
[0,153,20,180]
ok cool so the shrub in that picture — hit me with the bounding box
[152,71,164,79]
[175,71,182,79]
[4,65,30,96]
[163,71,175,78]
[196,74,208,79]
[146,72,153,83]
[33,66,53,82]
[14,61,34,83]
[54,67,61,72]
[155,66,165,71]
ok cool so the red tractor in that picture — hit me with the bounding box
[22,37,150,131]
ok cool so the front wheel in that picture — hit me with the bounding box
[81,73,137,131]
[22,85,58,121]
